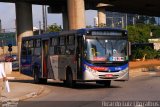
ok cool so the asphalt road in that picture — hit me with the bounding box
[18,72,160,107]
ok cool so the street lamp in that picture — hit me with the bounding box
[42,5,47,33]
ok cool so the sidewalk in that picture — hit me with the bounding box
[2,59,160,101]
[2,72,44,101]
[129,59,160,78]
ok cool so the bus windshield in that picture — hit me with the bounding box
[84,38,128,62]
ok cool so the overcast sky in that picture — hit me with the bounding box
[0,3,97,32]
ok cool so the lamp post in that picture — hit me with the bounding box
[42,5,47,33]
[125,14,128,30]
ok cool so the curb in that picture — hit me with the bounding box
[4,65,160,101]
[6,76,45,101]
[18,85,44,101]
[130,66,160,78]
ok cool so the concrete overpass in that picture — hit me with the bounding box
[0,0,160,57]
[1,0,160,16]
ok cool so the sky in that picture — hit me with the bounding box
[0,3,97,32]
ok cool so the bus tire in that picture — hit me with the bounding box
[40,78,47,84]
[66,71,75,87]
[104,80,111,87]
[33,68,40,84]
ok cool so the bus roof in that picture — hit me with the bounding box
[22,28,127,41]
[77,27,127,33]
[60,28,127,34]
[22,32,58,41]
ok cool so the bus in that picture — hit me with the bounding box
[21,28,129,87]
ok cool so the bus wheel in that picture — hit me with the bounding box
[104,80,111,87]
[33,68,40,84]
[66,71,75,87]
[40,78,47,84]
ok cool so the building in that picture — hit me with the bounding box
[106,11,137,28]
[0,32,16,47]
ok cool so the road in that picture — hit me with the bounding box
[18,72,160,107]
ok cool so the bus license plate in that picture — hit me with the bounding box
[105,74,113,78]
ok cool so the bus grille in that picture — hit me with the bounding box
[98,75,119,79]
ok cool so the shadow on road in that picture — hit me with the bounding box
[46,81,122,90]
[9,79,34,84]
[9,79,122,89]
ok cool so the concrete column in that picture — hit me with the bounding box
[15,2,33,71]
[67,0,85,30]
[16,2,33,41]
[98,7,106,26]
[62,11,69,30]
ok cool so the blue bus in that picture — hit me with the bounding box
[21,28,129,87]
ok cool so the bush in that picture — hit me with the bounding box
[131,46,157,60]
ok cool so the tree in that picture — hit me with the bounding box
[150,25,160,38]
[47,23,62,32]
[128,24,150,43]
[86,25,92,28]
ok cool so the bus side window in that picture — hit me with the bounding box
[49,38,54,55]
[28,40,34,55]
[54,37,60,55]
[66,35,75,55]
[21,41,27,56]
[34,39,41,56]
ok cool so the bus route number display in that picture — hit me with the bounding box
[91,31,123,36]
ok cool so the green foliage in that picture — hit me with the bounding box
[150,25,160,38]
[128,24,160,42]
[128,23,160,60]
[98,23,106,28]
[131,46,157,60]
[47,23,62,32]
[131,48,144,59]
[128,24,150,43]
[143,46,157,59]
[86,25,92,28]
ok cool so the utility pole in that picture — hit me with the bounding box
[0,19,2,33]
[44,5,47,31]
[39,21,41,35]
[125,14,128,30]
[133,17,135,25]
[111,17,114,28]
[42,5,45,33]
[121,17,124,28]
[42,5,47,33]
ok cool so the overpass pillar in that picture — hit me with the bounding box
[16,2,33,41]
[62,11,69,30]
[97,7,106,26]
[67,0,85,30]
[15,2,33,71]
[97,3,108,26]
